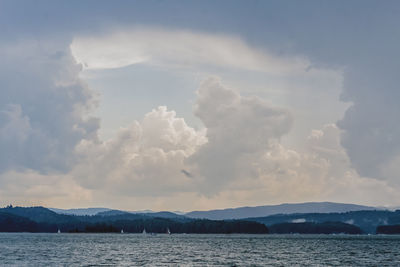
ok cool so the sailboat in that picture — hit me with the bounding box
[142,228,147,235]
[57,229,61,234]
[121,229,124,234]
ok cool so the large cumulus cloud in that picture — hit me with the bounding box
[73,77,294,197]
[188,77,293,193]
[74,106,206,196]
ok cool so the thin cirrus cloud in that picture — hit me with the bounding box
[70,28,309,74]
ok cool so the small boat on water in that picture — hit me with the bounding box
[121,229,124,234]
[166,228,171,235]
[142,228,147,235]
[57,229,61,234]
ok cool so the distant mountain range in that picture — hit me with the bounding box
[246,209,400,234]
[49,202,381,220]
[49,208,112,216]
[0,206,267,234]
[184,202,379,220]
[49,208,185,219]
[1,203,399,234]
[96,210,186,220]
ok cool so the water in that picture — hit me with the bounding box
[0,233,399,266]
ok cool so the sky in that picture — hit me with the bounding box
[1,0,400,211]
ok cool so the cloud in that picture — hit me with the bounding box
[67,7,400,190]
[74,106,206,196]
[0,8,104,204]
[222,123,399,208]
[0,170,92,208]
[337,66,400,185]
[0,40,99,174]
[70,28,309,74]
[0,72,398,209]
[71,77,294,197]
[0,1,399,211]
[50,78,399,209]
[187,77,293,193]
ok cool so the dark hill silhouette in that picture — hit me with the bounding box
[246,210,400,233]
[376,225,400,234]
[0,206,267,234]
[4,205,399,234]
[0,212,39,232]
[49,208,111,216]
[97,210,131,216]
[97,210,188,221]
[143,211,187,220]
[269,221,362,234]
[1,206,80,224]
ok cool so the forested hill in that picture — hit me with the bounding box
[246,210,400,234]
[0,206,267,234]
[2,206,399,234]
[269,222,362,234]
[97,210,188,221]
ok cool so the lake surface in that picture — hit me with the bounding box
[0,233,399,266]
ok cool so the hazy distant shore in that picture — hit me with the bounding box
[2,205,400,235]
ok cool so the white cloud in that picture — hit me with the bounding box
[141,106,206,154]
[222,123,399,208]
[187,77,293,193]
[63,78,399,210]
[71,28,309,74]
[73,106,206,196]
[66,77,295,198]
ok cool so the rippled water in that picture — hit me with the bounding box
[0,233,400,266]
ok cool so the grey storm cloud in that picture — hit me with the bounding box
[307,5,400,184]
[337,65,400,182]
[250,2,400,184]
[0,42,99,174]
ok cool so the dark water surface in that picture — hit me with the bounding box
[0,233,399,266]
